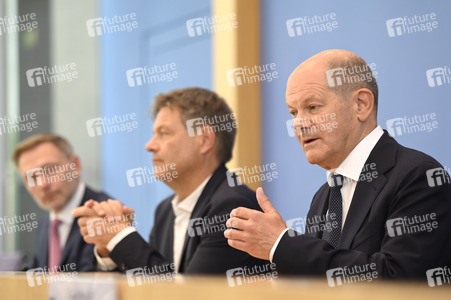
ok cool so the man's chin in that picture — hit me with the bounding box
[41,199,65,212]
[154,172,175,180]
[305,153,325,166]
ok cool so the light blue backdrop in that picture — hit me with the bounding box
[260,0,451,221]
[100,0,212,236]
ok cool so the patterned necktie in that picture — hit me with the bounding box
[49,218,62,270]
[322,174,344,249]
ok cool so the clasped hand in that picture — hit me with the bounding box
[72,199,135,257]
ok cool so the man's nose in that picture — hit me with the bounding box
[293,117,313,136]
[145,136,158,152]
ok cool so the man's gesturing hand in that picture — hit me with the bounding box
[224,187,287,260]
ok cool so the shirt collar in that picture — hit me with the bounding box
[171,175,212,216]
[327,126,384,183]
[50,182,86,224]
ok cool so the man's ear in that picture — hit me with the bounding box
[199,125,216,155]
[70,155,82,174]
[355,88,375,122]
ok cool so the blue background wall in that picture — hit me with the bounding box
[100,0,212,236]
[100,0,451,235]
[260,0,451,222]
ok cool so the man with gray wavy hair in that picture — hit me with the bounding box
[74,87,266,275]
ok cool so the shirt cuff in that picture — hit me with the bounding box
[94,245,117,271]
[94,227,137,271]
[107,226,137,252]
[269,228,289,263]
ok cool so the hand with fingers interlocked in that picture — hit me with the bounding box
[72,199,135,257]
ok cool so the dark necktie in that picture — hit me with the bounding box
[322,174,344,248]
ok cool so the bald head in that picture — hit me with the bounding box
[288,49,378,116]
[291,49,354,75]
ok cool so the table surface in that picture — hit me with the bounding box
[0,272,450,300]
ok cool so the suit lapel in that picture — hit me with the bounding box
[59,221,80,264]
[305,184,329,239]
[59,186,90,265]
[39,217,50,267]
[339,131,397,249]
[178,165,227,272]
[339,174,387,248]
[160,206,175,263]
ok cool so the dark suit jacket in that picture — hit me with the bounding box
[274,131,451,279]
[110,164,267,274]
[29,185,110,272]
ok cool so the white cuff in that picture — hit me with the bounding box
[269,228,289,263]
[107,226,137,252]
[94,246,117,271]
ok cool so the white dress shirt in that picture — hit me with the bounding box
[269,126,384,262]
[96,175,212,272]
[50,182,86,249]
